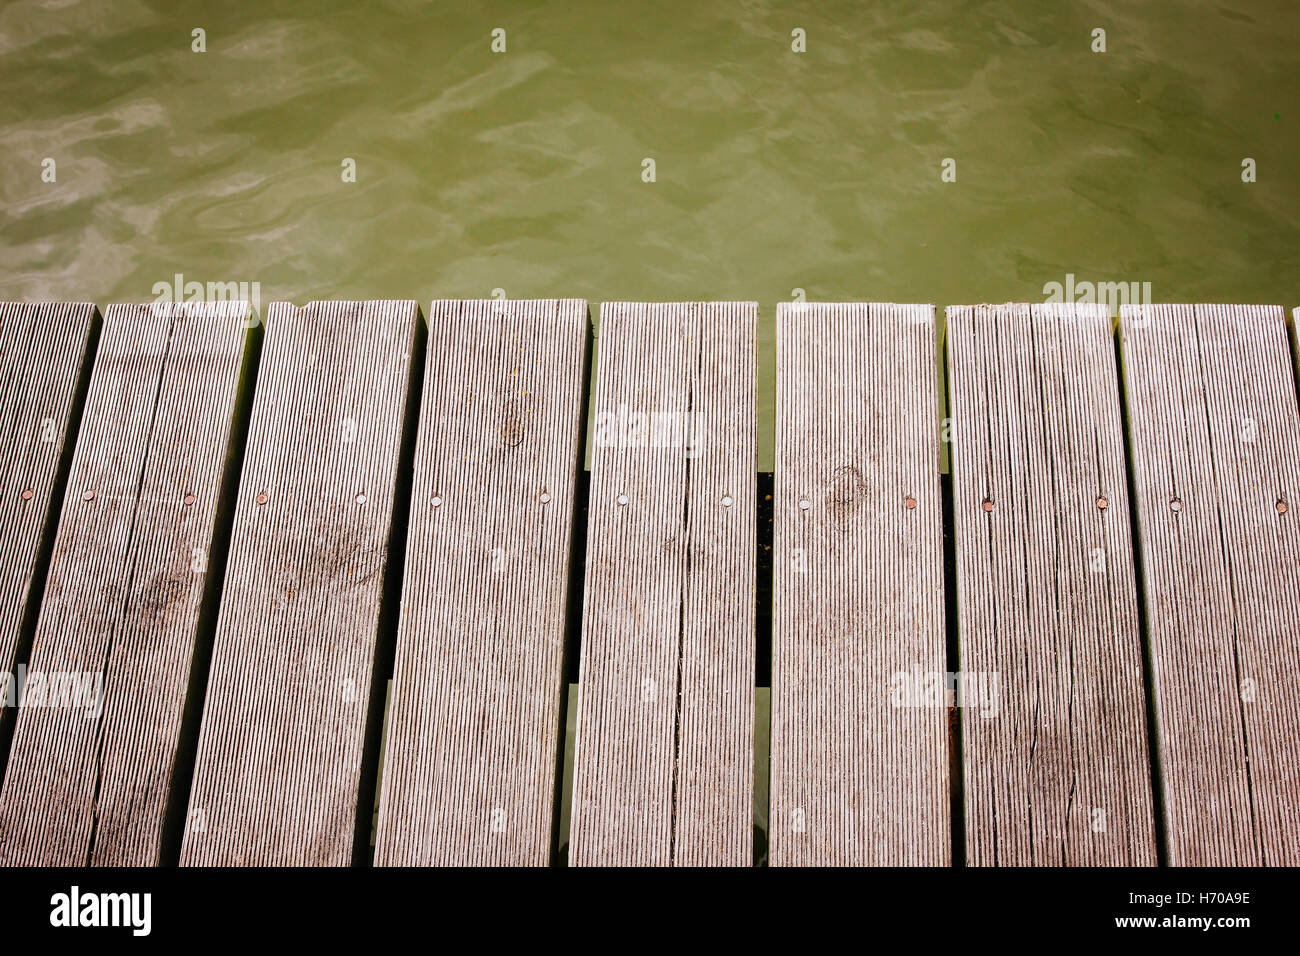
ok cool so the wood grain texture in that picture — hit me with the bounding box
[771,302,948,866]
[1121,303,1300,865]
[0,301,251,866]
[569,302,755,867]
[181,300,421,867]
[947,303,1156,866]
[373,299,588,866]
[0,303,97,697]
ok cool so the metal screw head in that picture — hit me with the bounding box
[1096,496,1109,511]
[539,492,552,504]
[616,493,629,506]
[1277,500,1289,515]
[255,492,268,505]
[1170,497,1182,513]
[355,493,367,505]
[905,496,917,510]
[431,495,442,507]
[798,498,811,511]
[981,498,994,513]
[82,491,95,502]
[184,493,196,506]
[20,489,33,501]
[722,494,733,508]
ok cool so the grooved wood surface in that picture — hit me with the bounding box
[181,300,420,867]
[373,299,588,866]
[569,302,756,867]
[1121,303,1300,865]
[947,303,1156,866]
[771,302,948,866]
[0,303,97,688]
[0,302,251,866]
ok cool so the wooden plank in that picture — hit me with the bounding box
[947,302,1156,866]
[0,303,97,709]
[1120,303,1300,865]
[373,299,588,866]
[568,302,755,867]
[0,301,252,866]
[770,302,948,866]
[180,300,422,867]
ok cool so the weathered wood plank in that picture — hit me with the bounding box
[0,303,98,716]
[947,302,1156,866]
[568,302,755,867]
[0,301,252,867]
[373,299,588,866]
[0,302,99,825]
[181,300,422,866]
[770,302,948,866]
[1120,303,1300,865]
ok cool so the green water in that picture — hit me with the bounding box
[2,0,1298,468]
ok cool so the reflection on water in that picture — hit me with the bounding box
[1,0,1298,466]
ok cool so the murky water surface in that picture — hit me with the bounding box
[2,1,1298,466]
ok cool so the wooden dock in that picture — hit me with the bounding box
[0,298,1296,867]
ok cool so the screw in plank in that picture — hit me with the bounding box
[539,491,552,504]
[256,492,269,505]
[722,494,733,507]
[184,493,196,506]
[82,491,95,502]
[1096,496,1109,511]
[798,498,811,511]
[616,493,629,506]
[1278,499,1289,515]
[905,496,917,510]
[981,498,994,513]
[1170,497,1182,513]
[20,489,33,501]
[355,493,367,505]
[432,495,443,507]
